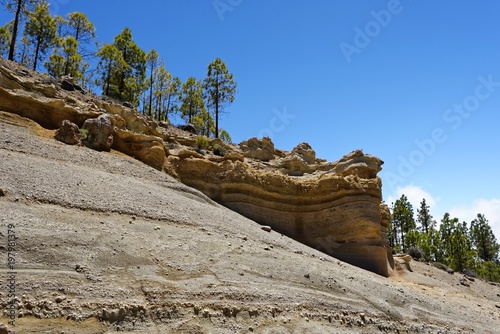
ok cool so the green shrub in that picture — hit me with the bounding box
[80,128,89,140]
[196,135,209,150]
[213,144,226,157]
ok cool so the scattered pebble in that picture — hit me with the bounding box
[261,226,272,232]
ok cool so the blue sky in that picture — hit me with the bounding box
[7,1,500,236]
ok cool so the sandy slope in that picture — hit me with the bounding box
[1,111,500,333]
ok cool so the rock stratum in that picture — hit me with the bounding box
[0,58,393,277]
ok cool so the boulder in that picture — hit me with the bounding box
[81,114,114,152]
[55,120,81,145]
[178,123,197,134]
[61,80,75,91]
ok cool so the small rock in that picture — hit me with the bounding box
[0,323,9,334]
[122,101,134,109]
[304,273,310,279]
[459,278,470,287]
[261,226,272,232]
[154,226,160,230]
[0,188,5,196]
[61,80,75,91]
[55,296,65,303]
[446,268,455,275]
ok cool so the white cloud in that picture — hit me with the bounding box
[385,184,437,212]
[449,199,500,239]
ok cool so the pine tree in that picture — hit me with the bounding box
[66,12,95,47]
[417,198,435,234]
[470,214,499,263]
[112,28,146,105]
[180,77,205,124]
[1,0,39,61]
[23,0,56,70]
[45,36,81,79]
[0,22,13,57]
[192,109,215,137]
[153,64,180,121]
[96,43,125,97]
[390,194,415,253]
[449,221,475,273]
[145,49,159,116]
[203,58,237,138]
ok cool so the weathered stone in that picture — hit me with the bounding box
[261,226,272,232]
[292,142,316,164]
[55,120,81,145]
[122,101,134,109]
[0,86,101,129]
[178,123,197,134]
[0,323,9,334]
[112,129,167,171]
[172,149,394,277]
[0,188,5,196]
[394,254,413,272]
[240,137,276,161]
[61,80,75,91]
[81,114,114,152]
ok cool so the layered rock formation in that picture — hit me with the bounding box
[0,58,394,276]
[170,145,394,276]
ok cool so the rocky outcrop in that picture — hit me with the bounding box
[0,57,394,276]
[170,145,394,277]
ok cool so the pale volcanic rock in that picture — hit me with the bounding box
[112,129,167,171]
[0,57,394,276]
[171,146,394,277]
[239,137,277,161]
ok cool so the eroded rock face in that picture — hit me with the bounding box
[0,58,394,276]
[112,129,167,171]
[170,145,394,277]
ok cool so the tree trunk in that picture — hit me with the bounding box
[214,80,219,138]
[32,37,41,70]
[8,0,24,61]
[148,68,153,117]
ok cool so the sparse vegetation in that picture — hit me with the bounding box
[212,143,226,157]
[196,135,208,150]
